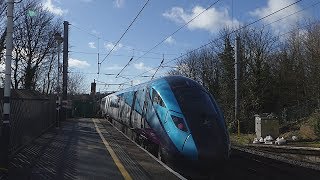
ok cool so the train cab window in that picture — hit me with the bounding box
[152,88,166,108]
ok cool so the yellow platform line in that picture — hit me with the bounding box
[92,119,132,180]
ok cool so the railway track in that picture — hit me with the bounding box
[99,116,320,179]
[159,146,320,179]
[0,173,7,180]
[223,147,320,180]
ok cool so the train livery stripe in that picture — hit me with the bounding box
[93,119,133,180]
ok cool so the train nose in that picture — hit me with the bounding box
[181,134,198,160]
[196,132,230,161]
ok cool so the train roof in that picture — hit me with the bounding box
[103,75,205,97]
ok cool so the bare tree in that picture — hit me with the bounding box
[12,0,62,90]
[304,22,320,109]
[68,73,87,95]
[0,0,6,73]
[0,0,5,45]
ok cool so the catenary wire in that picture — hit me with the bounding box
[118,0,304,84]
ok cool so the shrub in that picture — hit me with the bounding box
[314,117,320,137]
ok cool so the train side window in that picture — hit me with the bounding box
[152,88,166,108]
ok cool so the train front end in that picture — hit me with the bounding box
[165,76,230,166]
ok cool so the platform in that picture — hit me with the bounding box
[9,118,184,180]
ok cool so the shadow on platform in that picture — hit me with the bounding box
[9,118,123,180]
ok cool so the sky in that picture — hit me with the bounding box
[41,0,320,93]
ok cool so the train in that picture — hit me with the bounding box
[100,75,230,168]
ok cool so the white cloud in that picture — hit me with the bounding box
[133,62,155,73]
[69,58,90,68]
[106,64,123,70]
[163,6,240,33]
[164,36,175,44]
[104,42,123,51]
[81,0,93,2]
[91,30,100,36]
[250,0,303,33]
[43,0,68,16]
[88,42,96,49]
[114,0,125,8]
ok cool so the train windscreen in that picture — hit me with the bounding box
[174,87,218,128]
[172,86,228,159]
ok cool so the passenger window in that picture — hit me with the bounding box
[152,88,166,108]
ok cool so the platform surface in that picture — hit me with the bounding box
[9,118,183,180]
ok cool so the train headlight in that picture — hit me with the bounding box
[171,115,188,132]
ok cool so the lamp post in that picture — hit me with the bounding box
[54,32,63,127]
[0,0,14,172]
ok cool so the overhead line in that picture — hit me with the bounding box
[146,19,318,81]
[153,0,304,68]
[262,0,320,28]
[115,0,221,77]
[100,0,150,65]
[69,50,165,59]
[70,24,100,39]
[120,0,303,84]
[151,54,164,80]
[116,57,133,77]
[236,0,302,33]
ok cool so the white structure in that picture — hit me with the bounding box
[255,113,279,139]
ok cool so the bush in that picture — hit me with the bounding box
[314,117,320,137]
[295,112,320,140]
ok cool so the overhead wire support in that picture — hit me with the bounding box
[100,0,150,65]
[115,0,221,77]
[151,54,164,80]
[97,37,100,74]
[116,49,135,78]
[116,57,133,78]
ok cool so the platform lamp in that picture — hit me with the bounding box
[54,32,63,127]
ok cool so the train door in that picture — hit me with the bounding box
[117,94,124,122]
[129,91,137,128]
[143,86,152,127]
[141,98,147,129]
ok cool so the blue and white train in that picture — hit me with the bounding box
[100,75,230,167]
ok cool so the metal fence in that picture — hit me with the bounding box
[69,94,98,118]
[0,89,56,155]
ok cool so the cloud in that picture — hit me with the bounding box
[91,30,100,36]
[114,0,124,8]
[81,0,93,2]
[104,42,123,51]
[106,64,123,70]
[163,6,240,33]
[69,58,90,68]
[43,0,68,16]
[250,0,303,33]
[133,62,155,73]
[164,36,175,44]
[88,42,96,49]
